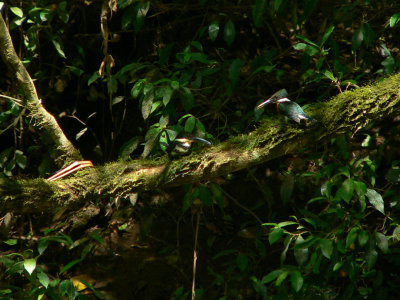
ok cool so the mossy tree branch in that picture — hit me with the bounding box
[0,13,82,165]
[1,74,400,214]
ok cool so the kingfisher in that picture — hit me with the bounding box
[162,135,212,156]
[257,89,314,123]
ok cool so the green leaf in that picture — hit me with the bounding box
[366,248,378,270]
[252,0,268,28]
[291,271,303,292]
[59,279,76,298]
[275,271,289,286]
[319,24,335,46]
[294,236,309,265]
[52,39,66,59]
[389,13,400,28]
[228,58,243,89]
[236,254,248,271]
[184,116,196,132]
[134,1,150,31]
[180,86,194,111]
[366,189,384,214]
[88,72,100,86]
[322,70,335,81]
[375,232,388,254]
[346,227,359,248]
[333,261,344,271]
[352,29,363,51]
[24,258,36,275]
[10,7,23,17]
[60,258,83,274]
[119,137,140,160]
[15,150,27,169]
[4,239,17,246]
[269,227,284,245]
[293,43,308,50]
[320,239,333,259]
[141,84,154,120]
[37,271,50,288]
[161,86,173,106]
[131,79,146,98]
[261,269,284,284]
[336,178,354,204]
[358,230,369,247]
[224,20,235,47]
[354,180,367,197]
[208,21,219,42]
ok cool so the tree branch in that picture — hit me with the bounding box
[0,13,82,165]
[2,73,400,213]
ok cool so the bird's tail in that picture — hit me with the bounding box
[190,137,212,145]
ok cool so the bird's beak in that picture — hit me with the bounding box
[256,97,291,109]
[256,98,274,109]
[191,137,212,145]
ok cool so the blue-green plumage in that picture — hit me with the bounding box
[257,89,314,123]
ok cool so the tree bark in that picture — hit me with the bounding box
[0,13,82,165]
[2,73,400,213]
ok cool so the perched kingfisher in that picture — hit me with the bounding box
[257,89,314,123]
[162,135,212,156]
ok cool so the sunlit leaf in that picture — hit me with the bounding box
[389,13,400,28]
[10,7,23,17]
[24,258,36,275]
[52,39,66,59]
[366,189,384,214]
